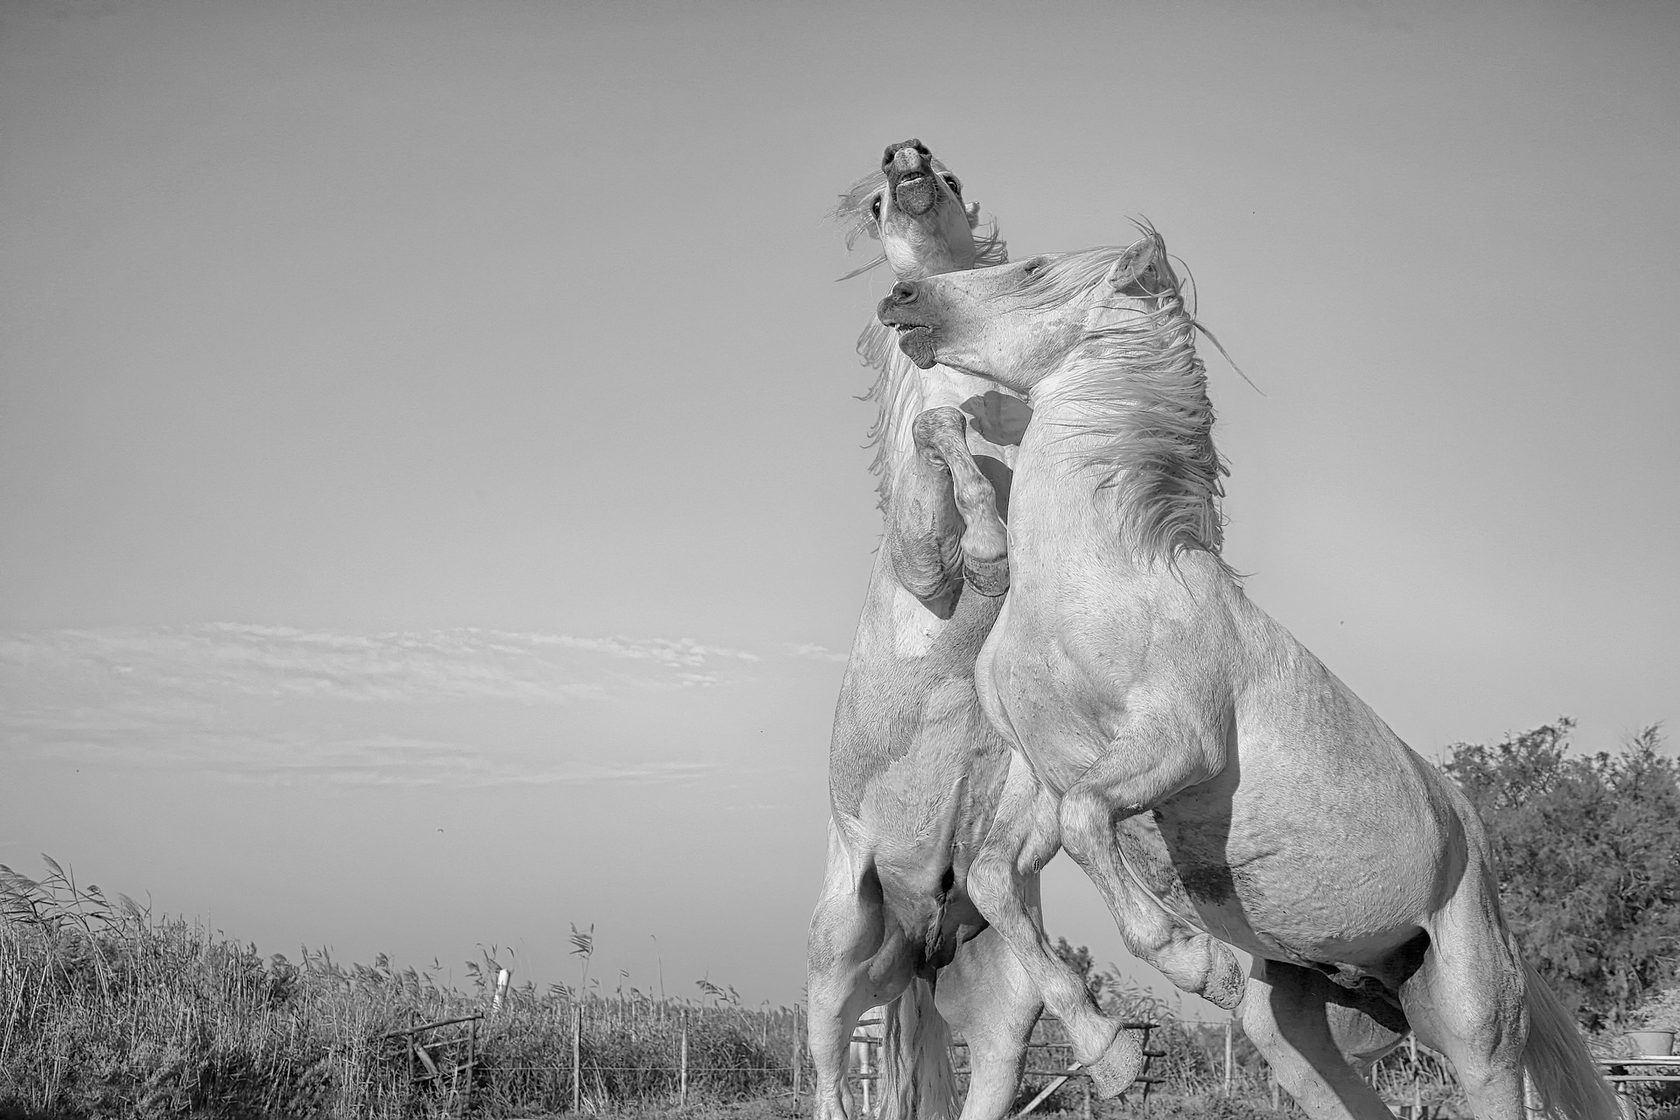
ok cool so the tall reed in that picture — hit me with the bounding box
[0,858,800,1119]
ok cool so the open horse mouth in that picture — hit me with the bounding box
[877,286,941,367]
[883,138,939,217]
[878,304,939,370]
[894,325,937,368]
[895,172,936,216]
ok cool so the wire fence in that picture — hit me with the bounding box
[386,1006,1177,1119]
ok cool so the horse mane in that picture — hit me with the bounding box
[1038,225,1232,574]
[830,164,1008,509]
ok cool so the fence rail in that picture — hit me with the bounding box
[846,1015,1163,1120]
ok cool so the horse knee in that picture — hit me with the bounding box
[1057,785,1114,866]
[911,406,967,455]
[966,850,1020,924]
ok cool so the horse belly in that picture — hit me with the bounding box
[1159,788,1444,969]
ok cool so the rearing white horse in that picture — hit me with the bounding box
[808,139,1038,1120]
[875,228,1620,1120]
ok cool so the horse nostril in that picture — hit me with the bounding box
[891,281,917,304]
[883,139,927,171]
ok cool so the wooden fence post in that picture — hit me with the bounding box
[1411,1033,1422,1118]
[462,1016,477,1118]
[792,1005,803,1100]
[572,1004,582,1114]
[1224,1019,1234,1096]
[861,1025,873,1118]
[680,1012,689,1106]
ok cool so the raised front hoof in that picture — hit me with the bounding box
[1084,1032,1144,1099]
[1202,943,1247,1011]
[963,550,1009,597]
[959,516,1009,597]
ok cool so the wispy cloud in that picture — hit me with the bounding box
[784,642,849,663]
[0,624,838,788]
[0,624,767,706]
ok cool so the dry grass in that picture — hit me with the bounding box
[0,857,800,1119]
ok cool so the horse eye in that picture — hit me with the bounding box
[942,175,962,195]
[1022,258,1043,277]
[870,195,882,218]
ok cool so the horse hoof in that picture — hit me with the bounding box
[964,552,1009,597]
[961,522,1009,596]
[1084,1031,1144,1099]
[1203,943,1247,1011]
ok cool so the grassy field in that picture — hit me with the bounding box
[0,854,1485,1120]
[0,856,806,1118]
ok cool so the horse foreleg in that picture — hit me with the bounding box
[967,755,1143,1099]
[1106,816,1248,1009]
[807,822,916,1120]
[1053,704,1243,1017]
[1242,958,1399,1120]
[911,406,1008,596]
[884,431,968,612]
[935,907,1044,1119]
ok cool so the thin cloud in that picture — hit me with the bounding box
[785,642,849,663]
[0,624,762,707]
[0,624,839,787]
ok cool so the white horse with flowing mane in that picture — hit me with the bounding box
[816,147,1247,1120]
[807,139,1038,1120]
[875,228,1620,1120]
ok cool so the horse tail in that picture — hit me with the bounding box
[877,977,959,1120]
[1521,959,1620,1120]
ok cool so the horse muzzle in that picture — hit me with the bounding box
[877,285,940,370]
[882,139,938,216]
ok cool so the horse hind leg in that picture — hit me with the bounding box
[934,906,1044,1119]
[1243,958,1401,1120]
[1397,921,1526,1120]
[807,826,917,1120]
[910,406,1008,596]
[1401,879,1617,1120]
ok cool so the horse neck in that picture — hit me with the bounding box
[1013,333,1228,576]
[1010,408,1124,546]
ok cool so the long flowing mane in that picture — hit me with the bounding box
[1037,227,1231,574]
[831,165,1008,509]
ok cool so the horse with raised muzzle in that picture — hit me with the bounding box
[807,138,1036,1120]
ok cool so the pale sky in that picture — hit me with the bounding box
[2,0,1676,1011]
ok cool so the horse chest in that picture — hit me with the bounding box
[978,610,1114,794]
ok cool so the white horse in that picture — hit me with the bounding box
[807,139,1038,1120]
[874,228,1620,1120]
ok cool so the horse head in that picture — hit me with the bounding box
[875,138,981,279]
[875,231,1179,390]
[834,139,1002,283]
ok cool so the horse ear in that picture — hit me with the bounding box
[1107,236,1173,295]
[1106,238,1158,291]
[965,201,981,229]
